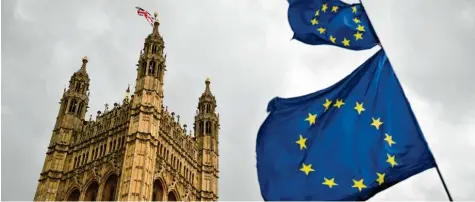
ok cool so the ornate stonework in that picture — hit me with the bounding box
[34,14,219,201]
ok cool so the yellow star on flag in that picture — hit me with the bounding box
[353,17,361,24]
[331,6,338,13]
[311,18,319,25]
[384,133,396,147]
[323,98,332,111]
[317,27,326,34]
[342,38,350,47]
[305,113,317,126]
[376,172,385,185]
[354,102,365,115]
[352,6,357,13]
[300,163,315,175]
[354,32,363,41]
[322,4,328,12]
[371,117,383,130]
[352,179,367,192]
[322,177,338,188]
[296,135,307,150]
[333,99,345,108]
[356,25,366,32]
[386,154,398,167]
[329,35,336,44]
[315,10,320,16]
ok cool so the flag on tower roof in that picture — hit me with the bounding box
[135,6,155,26]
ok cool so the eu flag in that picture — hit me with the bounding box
[288,0,380,50]
[256,50,436,201]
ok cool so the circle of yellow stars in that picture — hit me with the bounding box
[309,4,367,47]
[297,96,399,191]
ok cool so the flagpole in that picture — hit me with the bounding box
[435,165,454,201]
[357,1,453,201]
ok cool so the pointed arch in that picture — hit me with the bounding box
[77,102,84,115]
[199,121,204,134]
[167,190,180,201]
[206,121,212,134]
[149,61,156,75]
[69,99,78,113]
[66,187,80,201]
[152,178,166,201]
[84,180,99,201]
[101,173,118,201]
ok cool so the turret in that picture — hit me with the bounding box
[56,56,90,127]
[194,77,220,201]
[135,12,166,95]
[34,56,90,201]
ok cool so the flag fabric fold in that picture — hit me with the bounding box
[136,6,155,26]
[288,0,380,50]
[256,49,436,201]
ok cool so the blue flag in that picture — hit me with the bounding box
[256,50,436,201]
[288,0,380,50]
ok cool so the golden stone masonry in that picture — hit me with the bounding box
[34,15,219,201]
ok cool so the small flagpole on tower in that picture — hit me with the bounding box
[358,0,453,201]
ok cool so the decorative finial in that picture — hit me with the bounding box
[206,77,211,82]
[82,56,88,62]
[154,12,158,18]
[177,115,180,123]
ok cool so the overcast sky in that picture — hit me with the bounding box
[2,0,475,201]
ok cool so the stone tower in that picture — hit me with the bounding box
[117,13,166,201]
[195,78,220,201]
[33,12,220,201]
[34,57,90,201]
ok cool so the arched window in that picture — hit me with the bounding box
[75,83,80,92]
[77,155,81,167]
[69,99,78,113]
[152,45,157,54]
[77,102,84,115]
[149,61,155,75]
[206,121,212,134]
[82,153,86,165]
[157,65,162,79]
[200,121,204,134]
[142,61,147,76]
[73,157,78,168]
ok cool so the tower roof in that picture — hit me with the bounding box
[72,56,90,81]
[146,12,162,40]
[199,77,216,104]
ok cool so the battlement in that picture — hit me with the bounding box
[160,106,197,156]
[73,100,131,145]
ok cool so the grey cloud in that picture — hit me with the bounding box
[2,0,475,201]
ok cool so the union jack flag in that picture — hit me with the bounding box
[135,6,155,26]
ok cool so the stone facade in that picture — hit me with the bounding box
[34,14,220,201]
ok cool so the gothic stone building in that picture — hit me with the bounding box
[34,16,219,201]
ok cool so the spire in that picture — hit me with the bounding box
[201,77,214,98]
[72,56,89,80]
[197,76,217,115]
[152,12,160,36]
[124,84,131,102]
[80,56,88,73]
